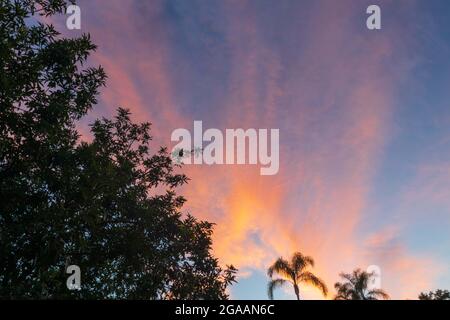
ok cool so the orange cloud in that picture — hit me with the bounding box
[46,0,444,299]
[179,0,439,299]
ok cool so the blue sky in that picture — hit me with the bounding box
[49,0,450,299]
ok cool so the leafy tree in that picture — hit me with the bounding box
[334,268,389,300]
[419,289,450,300]
[0,0,236,299]
[267,252,328,300]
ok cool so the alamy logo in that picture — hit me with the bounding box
[367,265,382,290]
[366,5,381,30]
[171,121,279,175]
[66,5,81,30]
[66,265,81,290]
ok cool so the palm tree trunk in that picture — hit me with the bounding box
[294,284,300,300]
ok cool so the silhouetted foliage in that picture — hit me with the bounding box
[267,252,328,300]
[0,0,236,299]
[419,289,450,300]
[334,268,389,300]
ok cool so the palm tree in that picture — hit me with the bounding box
[418,289,450,300]
[267,252,328,300]
[334,268,389,300]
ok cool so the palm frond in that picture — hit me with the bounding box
[334,268,390,300]
[355,270,370,295]
[368,288,390,300]
[339,270,357,285]
[267,257,293,280]
[291,252,315,274]
[299,271,328,297]
[334,282,356,300]
[268,278,287,300]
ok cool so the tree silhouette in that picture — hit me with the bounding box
[334,269,389,300]
[419,289,450,300]
[267,252,328,300]
[0,0,236,299]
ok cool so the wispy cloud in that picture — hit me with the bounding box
[47,0,448,299]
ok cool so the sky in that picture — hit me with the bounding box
[46,0,450,299]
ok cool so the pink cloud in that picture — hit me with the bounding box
[45,0,445,299]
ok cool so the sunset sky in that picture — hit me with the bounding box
[46,0,450,299]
